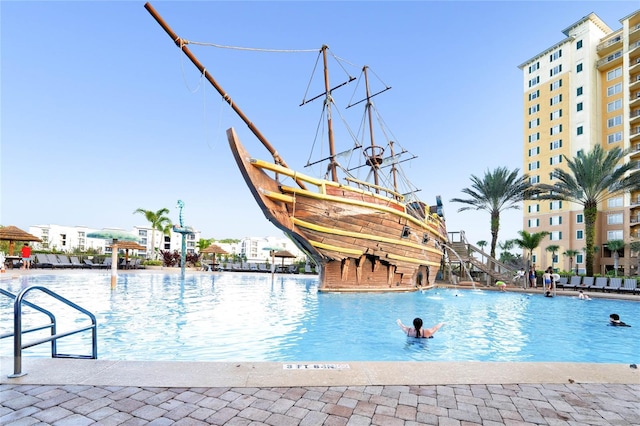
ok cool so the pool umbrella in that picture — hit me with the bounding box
[107,241,146,267]
[0,225,42,256]
[273,250,296,269]
[201,244,228,269]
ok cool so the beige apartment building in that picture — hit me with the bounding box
[519,9,640,275]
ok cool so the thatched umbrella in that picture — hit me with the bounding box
[201,244,228,266]
[107,241,146,265]
[273,250,296,269]
[0,225,42,256]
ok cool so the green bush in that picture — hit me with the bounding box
[142,260,162,266]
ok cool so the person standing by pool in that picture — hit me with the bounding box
[397,318,444,338]
[496,280,507,292]
[542,267,552,292]
[21,243,31,270]
[529,267,537,288]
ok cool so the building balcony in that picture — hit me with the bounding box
[631,109,640,125]
[632,74,640,91]
[632,92,640,108]
[631,216,640,226]
[632,126,640,143]
[630,22,640,44]
[597,34,622,55]
[596,50,623,68]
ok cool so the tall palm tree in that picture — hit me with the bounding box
[512,230,549,272]
[197,238,214,251]
[563,249,580,275]
[133,208,172,260]
[546,244,560,271]
[534,145,640,276]
[476,240,487,252]
[606,239,625,277]
[451,167,534,260]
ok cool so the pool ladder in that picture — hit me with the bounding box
[0,285,97,378]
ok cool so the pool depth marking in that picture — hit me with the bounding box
[283,364,350,370]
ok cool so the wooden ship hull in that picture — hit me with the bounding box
[228,128,447,291]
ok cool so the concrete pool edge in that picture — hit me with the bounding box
[1,357,637,388]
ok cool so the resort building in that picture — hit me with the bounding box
[519,9,640,275]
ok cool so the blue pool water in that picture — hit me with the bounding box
[0,273,638,363]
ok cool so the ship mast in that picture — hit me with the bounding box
[144,2,306,190]
[322,46,338,183]
[363,66,384,192]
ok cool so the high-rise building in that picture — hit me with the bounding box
[519,9,640,275]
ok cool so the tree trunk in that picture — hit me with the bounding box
[584,203,598,277]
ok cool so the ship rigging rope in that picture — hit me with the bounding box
[186,40,318,53]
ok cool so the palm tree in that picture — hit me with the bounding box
[563,249,580,275]
[476,240,487,252]
[534,145,640,276]
[546,244,560,272]
[606,239,625,277]
[450,167,534,260]
[512,230,549,272]
[197,238,214,251]
[133,208,172,260]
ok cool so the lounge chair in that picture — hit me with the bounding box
[249,263,259,272]
[56,254,74,268]
[557,276,568,289]
[620,278,638,294]
[564,276,581,290]
[591,277,608,292]
[83,259,102,269]
[46,254,64,268]
[607,277,622,292]
[579,276,595,290]
[35,253,53,269]
[69,256,85,269]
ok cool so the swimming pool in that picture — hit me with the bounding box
[0,273,637,363]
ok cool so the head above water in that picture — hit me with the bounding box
[610,313,620,322]
[413,317,423,330]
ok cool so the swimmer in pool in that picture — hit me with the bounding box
[578,290,590,300]
[609,313,630,327]
[397,318,444,338]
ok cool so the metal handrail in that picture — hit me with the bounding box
[1,285,97,378]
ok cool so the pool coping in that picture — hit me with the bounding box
[1,357,638,388]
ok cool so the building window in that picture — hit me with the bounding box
[576,254,583,264]
[529,175,540,184]
[550,79,562,91]
[550,155,563,165]
[529,90,540,101]
[608,197,623,208]
[529,62,540,73]
[607,230,623,240]
[529,118,540,128]
[607,67,622,81]
[577,86,583,96]
[550,231,563,241]
[550,94,562,105]
[577,230,584,239]
[577,126,583,135]
[550,139,562,150]
[576,63,583,73]
[528,147,540,156]
[576,214,583,223]
[607,132,623,144]
[607,213,623,225]
[550,216,562,226]
[528,218,539,228]
[550,64,562,76]
[607,83,622,96]
[550,109,562,120]
[529,132,540,143]
[607,115,622,128]
[577,102,583,112]
[528,204,540,213]
[529,161,540,171]
[550,49,562,61]
[607,99,622,112]
[528,104,539,114]
[529,76,540,87]
[550,200,562,210]
[550,125,562,135]
[576,40,582,49]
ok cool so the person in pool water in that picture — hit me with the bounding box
[396,318,445,338]
[609,313,631,327]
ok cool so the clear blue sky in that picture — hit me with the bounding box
[1,1,636,248]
